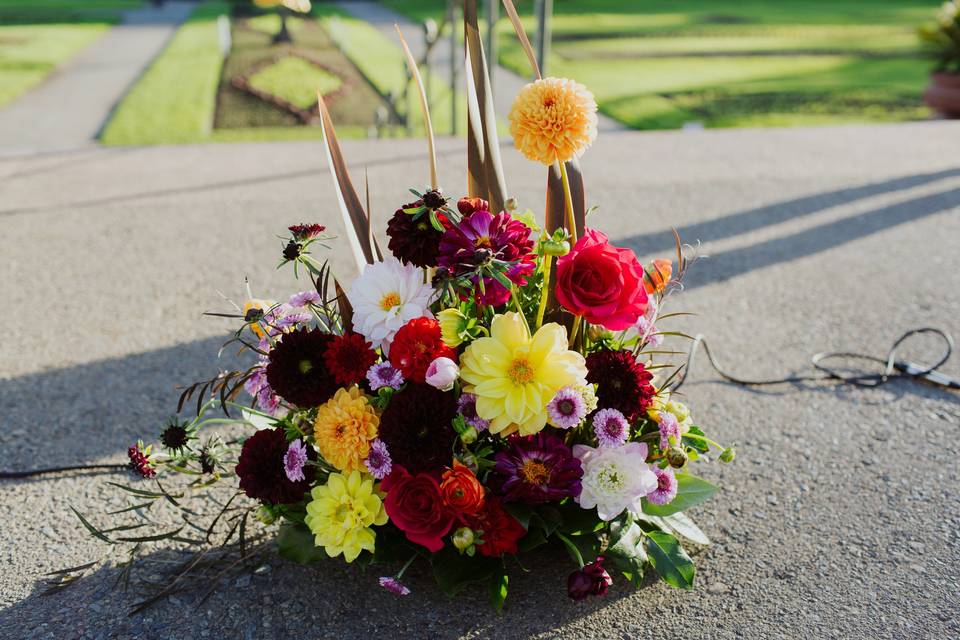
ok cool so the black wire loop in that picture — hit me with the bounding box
[674,327,956,392]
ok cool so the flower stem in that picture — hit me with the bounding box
[558,160,577,244]
[397,553,419,579]
[535,255,552,329]
[511,286,532,335]
[568,315,582,348]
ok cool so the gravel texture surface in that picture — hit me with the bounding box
[1,122,958,639]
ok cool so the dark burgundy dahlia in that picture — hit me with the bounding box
[265,327,339,408]
[386,200,451,267]
[490,432,582,504]
[377,383,457,474]
[236,427,316,504]
[437,209,535,306]
[585,348,656,422]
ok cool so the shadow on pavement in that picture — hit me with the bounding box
[1,534,645,639]
[624,168,960,259]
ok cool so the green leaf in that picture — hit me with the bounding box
[71,507,114,545]
[517,528,547,553]
[645,531,695,590]
[642,474,719,517]
[654,512,711,546]
[532,506,562,537]
[605,517,648,587]
[503,503,533,530]
[431,547,498,596]
[490,567,509,612]
[554,532,584,567]
[556,502,604,536]
[277,524,328,565]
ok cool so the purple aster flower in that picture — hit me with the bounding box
[283,440,309,482]
[647,466,678,505]
[457,393,490,431]
[593,408,629,447]
[378,576,410,596]
[491,432,583,504]
[244,366,268,397]
[437,209,535,306]
[547,387,587,429]
[275,312,312,330]
[288,290,321,308]
[367,362,404,391]
[658,412,682,450]
[365,439,393,479]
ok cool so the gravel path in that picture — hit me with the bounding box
[1,122,958,639]
[0,1,194,154]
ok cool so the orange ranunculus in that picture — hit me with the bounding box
[644,259,673,294]
[440,461,486,516]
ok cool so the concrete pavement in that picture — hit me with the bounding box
[0,1,194,155]
[0,122,958,639]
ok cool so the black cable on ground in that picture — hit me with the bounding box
[673,327,957,392]
[1,329,954,480]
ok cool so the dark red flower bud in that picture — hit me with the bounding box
[283,240,302,261]
[422,189,447,209]
[567,556,612,602]
[457,196,489,215]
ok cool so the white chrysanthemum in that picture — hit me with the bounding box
[347,256,434,353]
[573,442,658,521]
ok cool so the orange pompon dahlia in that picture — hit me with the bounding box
[644,259,673,294]
[314,386,379,473]
[508,77,598,165]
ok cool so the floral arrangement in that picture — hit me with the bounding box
[68,2,734,610]
[920,2,960,73]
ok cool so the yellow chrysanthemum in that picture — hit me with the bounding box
[508,77,598,165]
[459,312,587,436]
[304,470,387,562]
[314,386,379,472]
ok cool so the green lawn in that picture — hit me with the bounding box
[385,0,938,129]
[101,2,462,145]
[101,1,228,145]
[0,0,141,107]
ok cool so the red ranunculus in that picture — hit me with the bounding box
[381,465,455,552]
[389,317,456,382]
[465,496,526,557]
[554,229,648,331]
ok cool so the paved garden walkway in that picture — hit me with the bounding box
[333,0,626,132]
[0,1,193,155]
[0,122,957,639]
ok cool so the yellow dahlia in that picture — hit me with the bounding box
[459,312,587,436]
[508,77,598,165]
[314,386,379,472]
[305,470,387,562]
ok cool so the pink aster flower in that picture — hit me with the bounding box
[593,408,629,447]
[283,440,309,482]
[658,412,681,450]
[378,576,410,596]
[647,466,678,505]
[547,387,586,429]
[367,362,405,391]
[437,209,535,306]
[365,439,392,479]
[288,290,321,308]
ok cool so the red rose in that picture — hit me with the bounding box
[440,461,486,516]
[554,229,648,331]
[382,465,455,552]
[465,497,526,557]
[389,317,457,382]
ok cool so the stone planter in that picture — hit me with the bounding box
[924,71,960,118]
